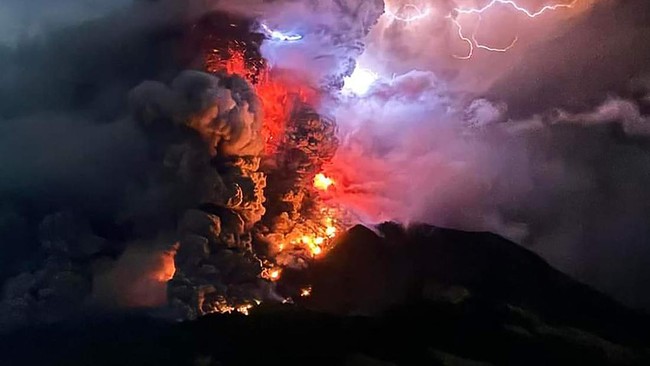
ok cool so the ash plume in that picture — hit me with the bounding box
[0,1,278,327]
[0,0,386,326]
[0,66,270,326]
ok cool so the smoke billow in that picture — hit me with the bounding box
[0,64,268,326]
[0,0,274,327]
[323,71,532,240]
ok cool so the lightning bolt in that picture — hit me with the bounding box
[260,23,303,42]
[453,0,577,18]
[449,14,519,59]
[448,16,474,60]
[472,15,518,53]
[386,0,577,59]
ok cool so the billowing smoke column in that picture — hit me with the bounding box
[130,69,275,317]
[0,64,273,324]
[170,0,385,315]
[258,104,340,267]
[0,0,386,325]
[3,0,650,327]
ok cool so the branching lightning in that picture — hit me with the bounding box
[453,0,577,18]
[385,0,577,59]
[449,14,519,59]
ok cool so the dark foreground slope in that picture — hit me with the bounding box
[1,224,649,366]
[288,224,650,345]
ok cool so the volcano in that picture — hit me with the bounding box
[2,224,649,366]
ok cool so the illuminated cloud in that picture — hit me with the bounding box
[343,67,380,95]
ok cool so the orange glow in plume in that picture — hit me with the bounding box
[207,48,316,154]
[314,173,335,191]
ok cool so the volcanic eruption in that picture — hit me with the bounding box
[160,5,385,317]
[2,1,650,364]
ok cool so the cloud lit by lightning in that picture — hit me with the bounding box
[384,3,432,22]
[260,23,303,42]
[385,0,577,59]
[343,67,379,95]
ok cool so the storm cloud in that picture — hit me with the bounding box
[308,0,650,309]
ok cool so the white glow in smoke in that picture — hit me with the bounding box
[343,67,379,95]
[385,4,432,22]
[260,23,303,42]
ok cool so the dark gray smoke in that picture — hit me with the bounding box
[0,0,272,327]
[0,0,131,45]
